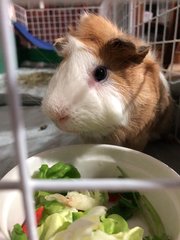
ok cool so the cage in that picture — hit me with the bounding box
[12,1,108,66]
[116,0,180,140]
[0,0,180,240]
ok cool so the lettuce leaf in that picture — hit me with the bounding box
[49,206,144,240]
[100,214,129,234]
[37,208,77,240]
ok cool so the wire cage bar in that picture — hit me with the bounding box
[116,0,180,140]
[0,0,180,240]
[0,1,39,239]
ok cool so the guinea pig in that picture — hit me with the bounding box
[42,13,174,151]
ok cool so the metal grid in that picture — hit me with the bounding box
[13,0,114,48]
[0,0,180,240]
[14,4,100,45]
[26,7,98,43]
[116,0,180,140]
[14,4,28,26]
[117,0,180,76]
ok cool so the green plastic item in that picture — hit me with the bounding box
[0,44,5,73]
[15,35,62,66]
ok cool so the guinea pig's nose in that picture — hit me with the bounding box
[58,109,70,122]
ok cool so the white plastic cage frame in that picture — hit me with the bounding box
[0,0,180,240]
[115,0,180,140]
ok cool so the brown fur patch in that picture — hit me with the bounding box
[68,14,121,58]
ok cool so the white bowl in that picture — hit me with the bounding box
[0,144,180,239]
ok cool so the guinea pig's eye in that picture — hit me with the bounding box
[93,66,108,82]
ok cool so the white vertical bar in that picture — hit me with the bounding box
[42,7,46,39]
[122,4,125,30]
[126,2,128,31]
[36,9,40,40]
[147,0,153,43]
[112,0,117,24]
[142,0,146,40]
[174,97,180,140]
[64,7,67,35]
[128,1,134,34]
[169,2,179,82]
[134,0,137,36]
[160,0,168,68]
[0,1,38,240]
[154,0,159,42]
[137,1,140,38]
[27,0,31,9]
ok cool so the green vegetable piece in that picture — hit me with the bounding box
[33,162,81,180]
[100,218,117,234]
[11,224,28,240]
[33,164,49,179]
[37,211,74,240]
[100,214,128,234]
[108,214,129,232]
[44,200,65,215]
[34,191,68,224]
[93,191,109,205]
[107,192,141,220]
[117,166,128,178]
[72,211,85,221]
[137,195,169,240]
[46,162,80,179]
[83,191,109,206]
[39,200,66,224]
[121,227,144,240]
[34,191,51,207]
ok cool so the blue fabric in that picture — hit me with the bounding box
[13,21,55,51]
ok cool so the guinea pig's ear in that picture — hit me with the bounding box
[108,38,136,52]
[54,37,67,56]
[101,38,149,69]
[133,45,150,63]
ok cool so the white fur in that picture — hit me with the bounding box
[42,36,129,138]
[80,12,89,22]
[159,72,170,92]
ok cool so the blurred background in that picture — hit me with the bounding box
[0,0,180,178]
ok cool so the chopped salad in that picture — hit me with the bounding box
[11,162,170,240]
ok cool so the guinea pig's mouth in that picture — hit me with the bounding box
[60,115,70,121]
[54,115,82,134]
[54,114,73,132]
[57,115,70,124]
